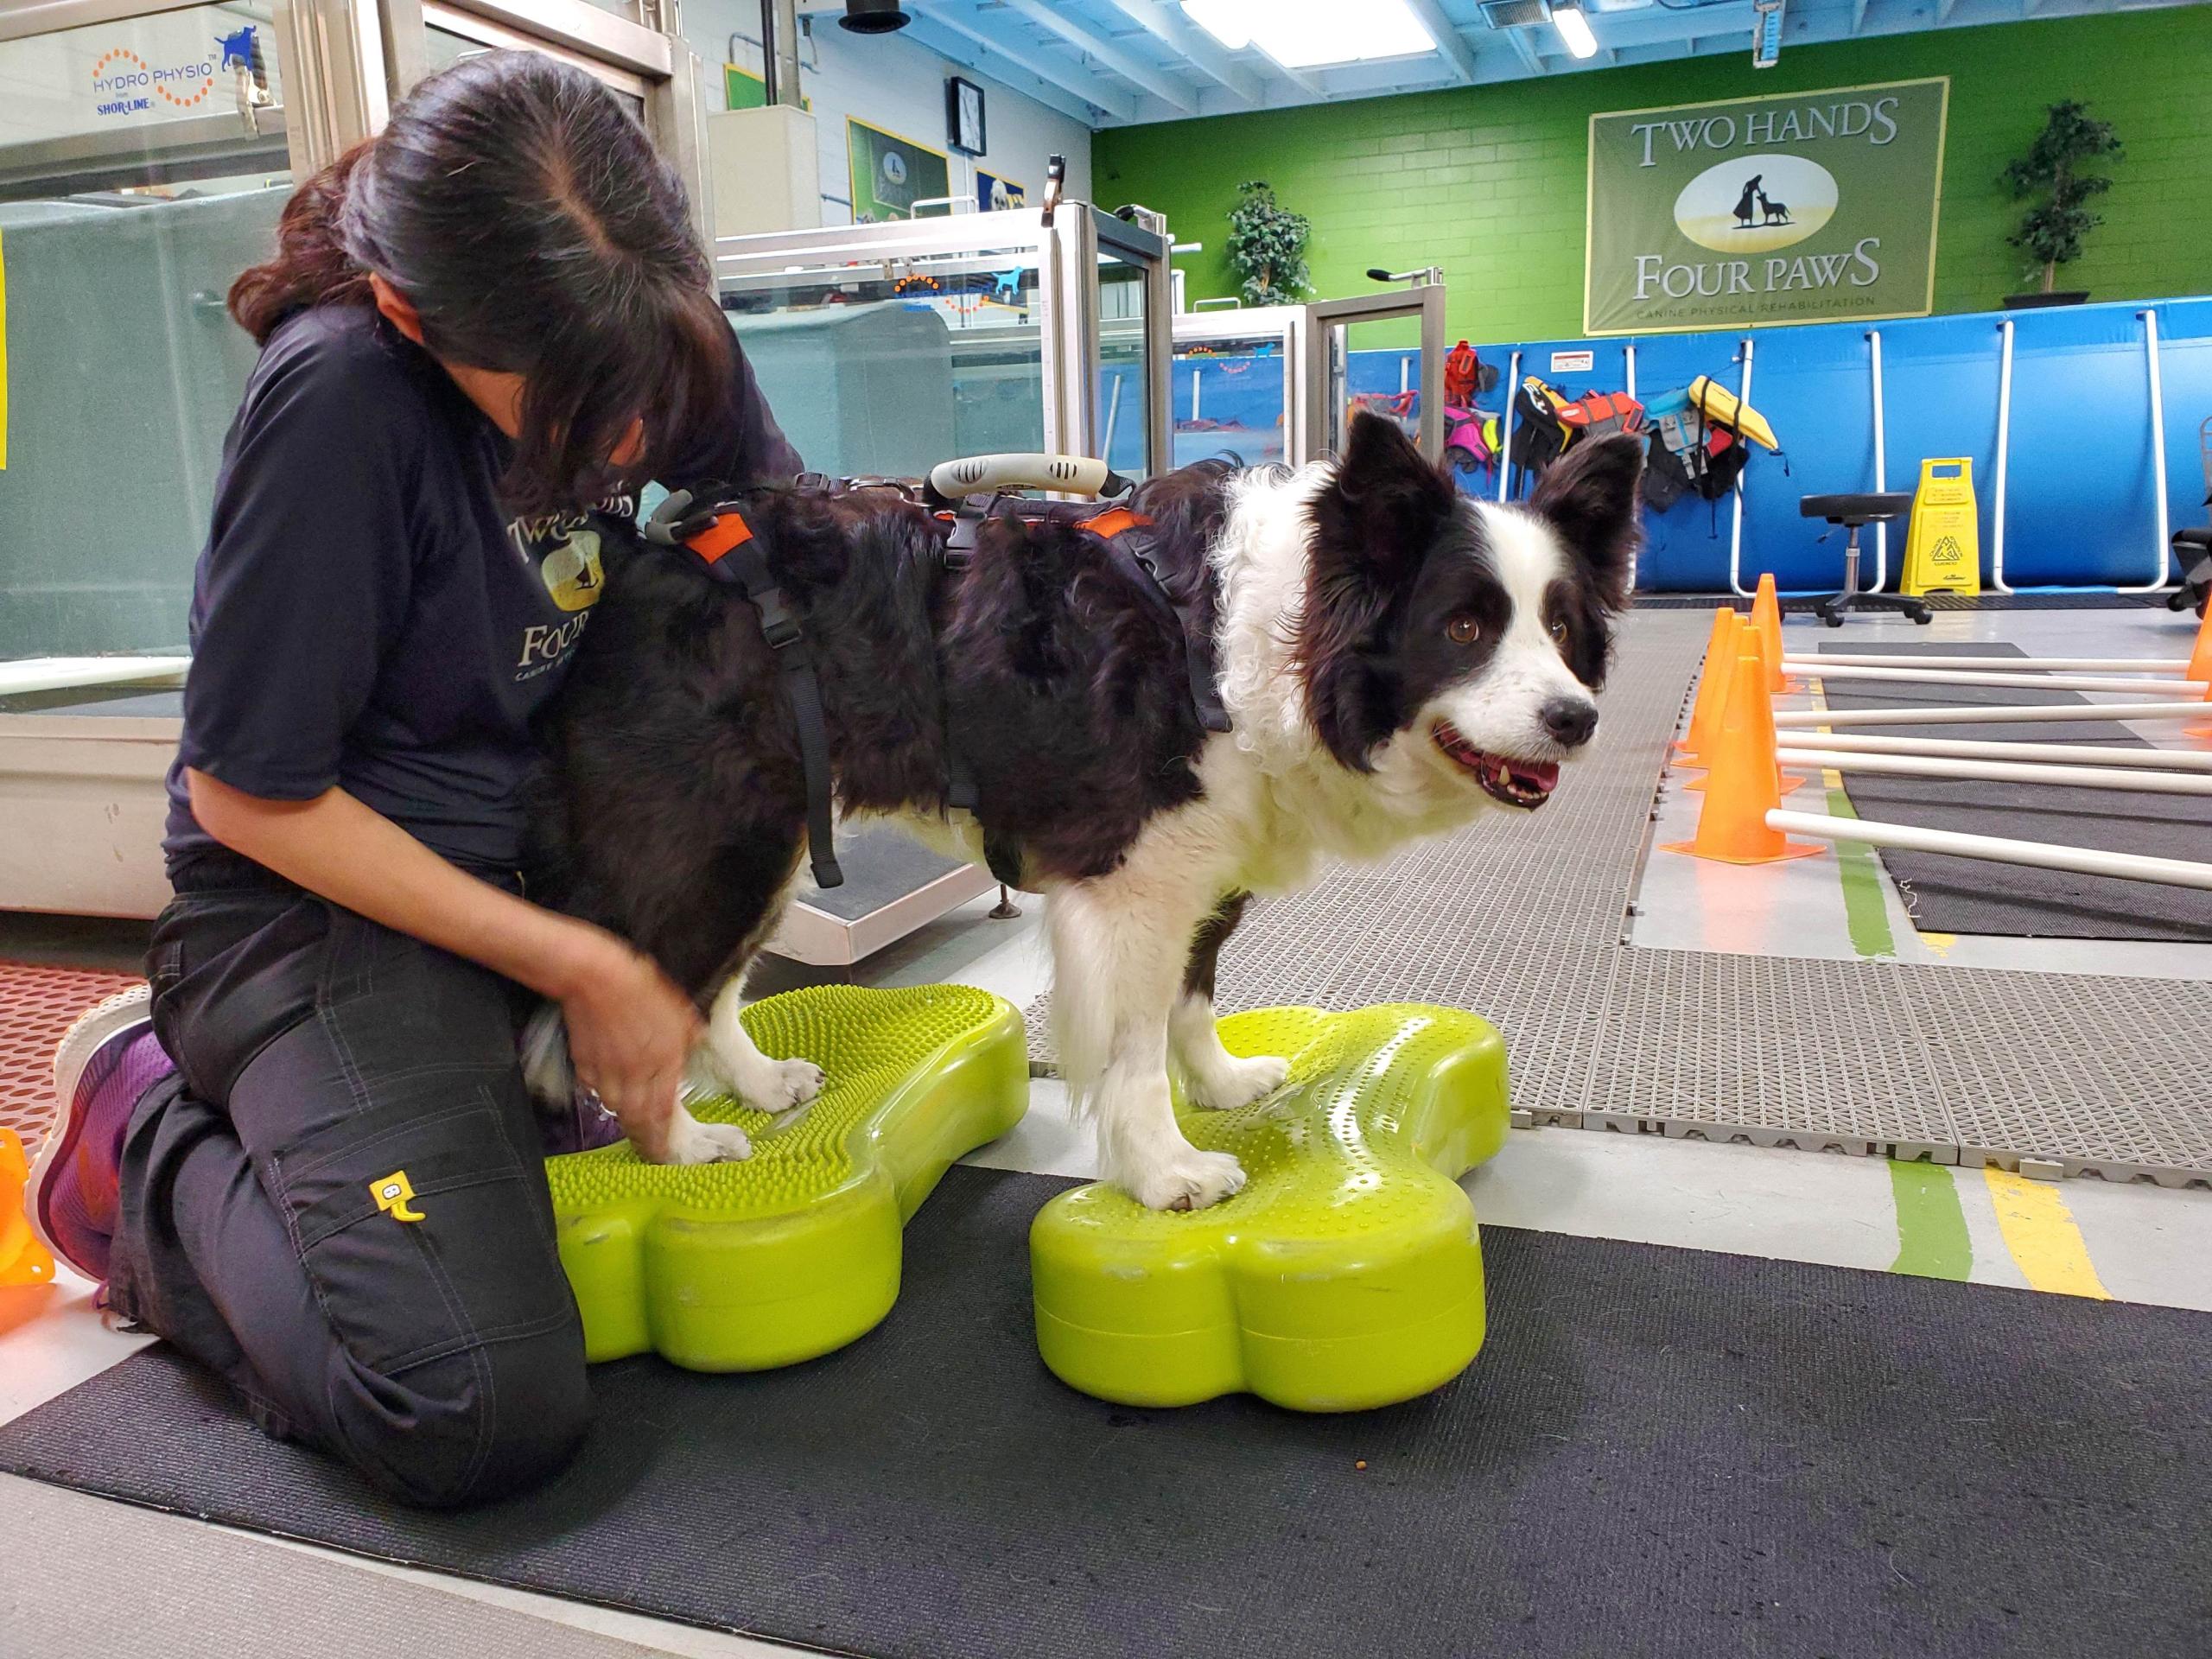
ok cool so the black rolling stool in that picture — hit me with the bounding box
[1799,492,1932,627]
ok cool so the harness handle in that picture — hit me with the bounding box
[928,454,1131,504]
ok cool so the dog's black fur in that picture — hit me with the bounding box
[528,463,1236,1001]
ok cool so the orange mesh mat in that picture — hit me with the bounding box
[0,963,142,1152]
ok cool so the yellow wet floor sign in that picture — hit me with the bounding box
[1901,457,1980,596]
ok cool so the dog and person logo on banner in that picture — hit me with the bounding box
[1583,77,1948,335]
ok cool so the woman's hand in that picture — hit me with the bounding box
[554,930,703,1149]
[183,771,708,1152]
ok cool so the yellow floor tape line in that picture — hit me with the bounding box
[1981,1167,2111,1300]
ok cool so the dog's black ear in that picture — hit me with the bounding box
[1529,432,1643,611]
[1312,410,1457,584]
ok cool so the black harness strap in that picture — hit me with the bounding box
[647,490,843,890]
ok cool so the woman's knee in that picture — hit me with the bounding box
[334,1327,591,1508]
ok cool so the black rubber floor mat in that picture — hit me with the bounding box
[1814,641,2212,941]
[3,1167,2206,1659]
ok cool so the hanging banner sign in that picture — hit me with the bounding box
[1583,77,1948,335]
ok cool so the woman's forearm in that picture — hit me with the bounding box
[185,767,601,1001]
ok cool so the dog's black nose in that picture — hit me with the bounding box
[1541,697,1599,748]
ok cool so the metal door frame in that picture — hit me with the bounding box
[1173,302,1310,467]
[1303,283,1447,462]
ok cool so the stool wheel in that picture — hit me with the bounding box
[1822,610,1845,628]
[1910,604,1933,624]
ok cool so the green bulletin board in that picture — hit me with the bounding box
[847,118,950,223]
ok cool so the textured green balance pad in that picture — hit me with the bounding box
[547,983,1027,1371]
[1031,1004,1510,1413]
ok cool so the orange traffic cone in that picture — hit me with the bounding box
[1684,614,1804,794]
[2187,603,2212,741]
[0,1127,56,1288]
[1663,648,1823,865]
[1751,572,1793,692]
[1675,607,1740,763]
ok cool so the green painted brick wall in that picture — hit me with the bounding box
[1095,9,2212,343]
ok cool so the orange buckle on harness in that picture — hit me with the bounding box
[685,512,754,565]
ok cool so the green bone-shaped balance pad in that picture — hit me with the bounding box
[547,983,1027,1371]
[1032,1004,1510,1413]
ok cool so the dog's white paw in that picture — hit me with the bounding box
[1121,1146,1248,1212]
[737,1054,824,1117]
[1188,1053,1289,1112]
[658,1111,754,1166]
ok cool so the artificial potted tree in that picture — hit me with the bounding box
[1999,99,2123,309]
[1226,180,1312,306]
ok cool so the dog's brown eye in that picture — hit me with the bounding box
[1447,615,1481,645]
[1549,620,1569,645]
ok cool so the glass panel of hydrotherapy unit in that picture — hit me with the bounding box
[0,5,292,660]
[721,248,1048,484]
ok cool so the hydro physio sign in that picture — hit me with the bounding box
[1583,78,1948,335]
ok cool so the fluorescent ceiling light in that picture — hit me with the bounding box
[1549,1,1599,59]
[1181,0,1438,69]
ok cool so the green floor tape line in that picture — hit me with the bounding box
[1888,1159,1973,1281]
[1827,784,1898,959]
[1031,1004,1510,1414]
[547,983,1027,1371]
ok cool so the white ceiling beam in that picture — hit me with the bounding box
[908,11,1138,123]
[1506,25,1546,73]
[1854,0,1875,29]
[987,0,1201,114]
[1403,0,1481,82]
[1091,0,1262,105]
[899,20,1106,126]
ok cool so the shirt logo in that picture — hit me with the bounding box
[371,1170,426,1224]
[537,528,606,613]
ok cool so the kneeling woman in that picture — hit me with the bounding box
[29,52,799,1506]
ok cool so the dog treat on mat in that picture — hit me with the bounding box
[548,984,1027,1371]
[1031,1004,1509,1413]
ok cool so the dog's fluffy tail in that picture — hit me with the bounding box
[519,1003,576,1109]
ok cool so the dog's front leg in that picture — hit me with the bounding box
[1049,873,1248,1211]
[1168,892,1289,1111]
[701,975,825,1117]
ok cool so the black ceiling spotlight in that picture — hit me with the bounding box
[840,0,910,32]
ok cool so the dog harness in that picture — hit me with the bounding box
[645,478,1232,895]
[645,487,844,889]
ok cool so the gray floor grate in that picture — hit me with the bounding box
[1026,609,2212,1188]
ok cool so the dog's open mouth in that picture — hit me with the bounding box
[1433,723,1560,810]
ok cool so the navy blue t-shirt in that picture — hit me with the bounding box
[164,304,799,877]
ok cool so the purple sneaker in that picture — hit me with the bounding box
[27,985,173,1283]
[538,1086,626,1158]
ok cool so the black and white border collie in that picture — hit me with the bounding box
[530,414,1640,1211]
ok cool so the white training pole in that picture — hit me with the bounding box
[1793,664,2209,696]
[1866,329,1889,591]
[1497,350,1521,505]
[1785,731,2212,772]
[1768,810,2212,891]
[1787,653,2193,674]
[2119,308,2171,594]
[1728,337,1754,598]
[0,656,190,696]
[1624,341,1637,400]
[1991,318,2015,594]
[1778,747,2212,796]
[1774,700,2212,729]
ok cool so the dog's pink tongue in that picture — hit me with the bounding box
[1519,760,1561,791]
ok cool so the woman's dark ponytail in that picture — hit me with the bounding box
[228,141,377,344]
[223,53,732,512]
